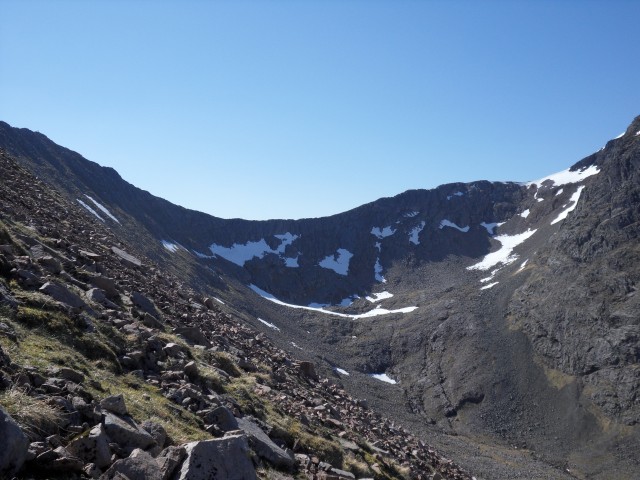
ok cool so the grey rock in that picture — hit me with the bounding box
[141,421,167,449]
[175,435,257,480]
[156,445,186,480]
[66,424,111,469]
[101,394,128,415]
[112,247,142,268]
[47,366,85,384]
[237,416,295,469]
[200,406,238,432]
[103,412,156,453]
[39,281,86,309]
[87,274,119,298]
[183,361,198,379]
[0,406,29,476]
[173,327,211,348]
[100,448,162,480]
[141,312,164,329]
[131,291,160,317]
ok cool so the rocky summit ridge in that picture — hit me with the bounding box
[1,116,640,480]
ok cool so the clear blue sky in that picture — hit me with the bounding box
[1,1,639,220]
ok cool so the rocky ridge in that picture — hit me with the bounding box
[0,150,472,479]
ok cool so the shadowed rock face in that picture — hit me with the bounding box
[1,116,639,478]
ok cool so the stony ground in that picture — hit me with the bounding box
[0,149,475,479]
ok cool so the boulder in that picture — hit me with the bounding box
[173,327,211,348]
[237,416,295,469]
[200,406,238,432]
[0,406,29,476]
[66,424,112,469]
[101,394,128,415]
[87,275,119,298]
[100,448,162,480]
[111,247,142,268]
[103,412,156,453]
[131,291,160,317]
[175,435,256,480]
[156,446,186,480]
[140,421,167,449]
[39,281,86,309]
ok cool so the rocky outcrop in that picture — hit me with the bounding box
[176,435,257,480]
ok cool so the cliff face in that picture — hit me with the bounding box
[1,117,639,478]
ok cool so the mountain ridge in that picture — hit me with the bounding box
[1,116,639,479]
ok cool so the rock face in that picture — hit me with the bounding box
[176,435,257,480]
[0,407,29,476]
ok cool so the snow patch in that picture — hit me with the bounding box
[371,373,397,384]
[447,191,464,200]
[214,297,225,305]
[77,199,105,222]
[371,226,396,239]
[403,211,419,218]
[366,291,393,303]
[374,257,386,283]
[290,342,303,350]
[335,368,350,375]
[258,318,280,331]
[161,240,183,253]
[555,188,564,196]
[210,233,300,266]
[520,209,530,219]
[84,195,120,223]
[284,257,299,268]
[551,186,585,225]
[480,282,499,290]
[614,132,625,139]
[528,165,600,188]
[467,229,537,271]
[517,260,528,273]
[250,284,416,319]
[480,222,503,235]
[439,219,469,233]
[319,248,353,275]
[409,221,426,245]
[635,130,640,136]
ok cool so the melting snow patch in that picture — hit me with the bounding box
[84,195,120,223]
[249,284,416,319]
[284,257,299,268]
[77,199,105,222]
[467,229,537,271]
[517,260,528,273]
[214,297,225,305]
[409,221,426,245]
[440,220,470,233]
[520,209,530,219]
[614,132,625,139]
[551,186,585,225]
[555,188,564,196]
[290,342,303,350]
[258,318,280,331]
[371,373,397,384]
[636,130,640,136]
[162,240,182,253]
[335,368,350,375]
[371,226,396,239]
[528,165,600,188]
[319,248,353,275]
[447,191,464,200]
[480,222,502,235]
[403,211,419,218]
[480,282,499,290]
[374,257,386,283]
[366,291,394,303]
[210,233,299,266]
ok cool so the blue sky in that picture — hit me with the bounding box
[1,1,639,220]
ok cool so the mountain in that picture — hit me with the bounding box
[1,116,639,479]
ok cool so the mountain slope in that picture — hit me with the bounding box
[1,117,639,479]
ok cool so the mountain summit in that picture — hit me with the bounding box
[1,116,639,479]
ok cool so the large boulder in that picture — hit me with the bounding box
[237,416,295,469]
[100,448,162,480]
[0,407,29,476]
[66,424,111,469]
[39,281,86,309]
[175,434,256,480]
[103,412,156,453]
